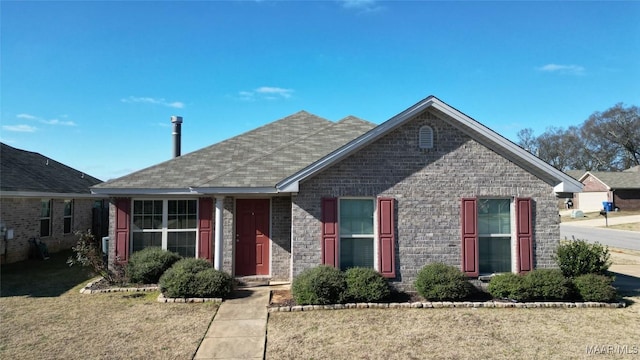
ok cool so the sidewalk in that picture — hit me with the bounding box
[194,287,270,359]
[561,214,640,228]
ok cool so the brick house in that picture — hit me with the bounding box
[92,96,581,289]
[0,143,106,263]
[572,168,640,212]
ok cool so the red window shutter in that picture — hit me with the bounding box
[114,198,131,263]
[198,197,213,261]
[377,197,396,278]
[516,197,534,273]
[321,198,338,267]
[461,198,478,277]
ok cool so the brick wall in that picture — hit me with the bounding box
[582,175,608,192]
[0,197,97,263]
[271,196,292,281]
[291,110,559,291]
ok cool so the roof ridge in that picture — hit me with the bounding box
[192,113,340,187]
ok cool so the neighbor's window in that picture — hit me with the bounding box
[131,199,197,257]
[419,125,434,149]
[339,199,374,270]
[477,199,512,274]
[63,200,73,234]
[40,199,52,237]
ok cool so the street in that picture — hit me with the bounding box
[560,223,640,251]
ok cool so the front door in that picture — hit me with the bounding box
[235,199,270,276]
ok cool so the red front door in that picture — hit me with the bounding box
[235,199,270,276]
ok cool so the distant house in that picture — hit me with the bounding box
[573,168,640,211]
[0,143,106,263]
[92,96,581,290]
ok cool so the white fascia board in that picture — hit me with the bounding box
[1,191,107,199]
[90,188,194,196]
[554,181,584,193]
[188,187,280,195]
[276,97,437,192]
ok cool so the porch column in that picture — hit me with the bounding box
[214,196,225,270]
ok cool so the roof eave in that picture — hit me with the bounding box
[91,186,283,196]
[1,191,107,199]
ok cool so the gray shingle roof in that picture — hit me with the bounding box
[94,111,376,191]
[583,171,640,189]
[1,143,102,194]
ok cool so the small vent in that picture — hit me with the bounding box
[419,126,434,149]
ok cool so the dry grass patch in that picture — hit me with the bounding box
[266,302,640,360]
[0,251,217,360]
[603,222,640,232]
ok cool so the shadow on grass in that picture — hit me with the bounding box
[1,250,93,298]
[612,271,640,298]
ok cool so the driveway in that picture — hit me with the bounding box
[560,215,640,251]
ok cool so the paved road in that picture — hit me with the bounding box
[560,224,640,251]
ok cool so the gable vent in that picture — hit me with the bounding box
[419,125,434,149]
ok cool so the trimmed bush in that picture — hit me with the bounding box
[555,240,611,278]
[344,267,390,302]
[292,265,346,305]
[127,247,181,284]
[573,274,617,302]
[159,258,233,298]
[524,269,571,300]
[414,263,473,301]
[487,273,529,301]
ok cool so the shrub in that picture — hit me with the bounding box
[127,247,181,284]
[344,267,390,302]
[414,263,473,301]
[67,229,125,284]
[573,274,617,302]
[159,258,233,298]
[487,273,529,301]
[524,269,571,300]
[555,240,611,278]
[292,266,346,305]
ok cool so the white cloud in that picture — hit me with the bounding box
[121,96,185,109]
[537,64,585,75]
[238,86,294,101]
[17,113,37,120]
[41,119,77,126]
[2,124,37,132]
[339,0,382,12]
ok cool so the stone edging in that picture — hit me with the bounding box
[79,278,222,303]
[267,300,626,312]
[79,278,158,294]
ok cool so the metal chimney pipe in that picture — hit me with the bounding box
[171,116,183,158]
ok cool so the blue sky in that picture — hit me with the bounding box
[2,1,639,181]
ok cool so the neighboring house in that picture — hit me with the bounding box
[92,96,581,290]
[573,169,640,211]
[0,143,106,264]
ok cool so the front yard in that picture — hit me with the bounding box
[0,251,217,360]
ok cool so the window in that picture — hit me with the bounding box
[131,199,197,257]
[477,199,512,274]
[40,199,52,237]
[63,200,73,234]
[419,125,434,149]
[339,199,375,270]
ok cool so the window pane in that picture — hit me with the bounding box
[40,219,50,237]
[478,199,510,235]
[167,231,196,258]
[131,232,162,253]
[479,236,511,273]
[64,217,72,234]
[64,200,73,216]
[133,200,163,230]
[340,237,374,270]
[168,200,197,229]
[339,199,374,236]
[41,200,51,217]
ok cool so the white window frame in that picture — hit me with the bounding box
[338,197,378,271]
[63,200,73,234]
[130,199,199,257]
[40,199,52,237]
[477,198,514,274]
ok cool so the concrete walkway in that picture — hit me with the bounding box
[194,287,270,359]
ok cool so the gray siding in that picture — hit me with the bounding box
[291,110,559,290]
